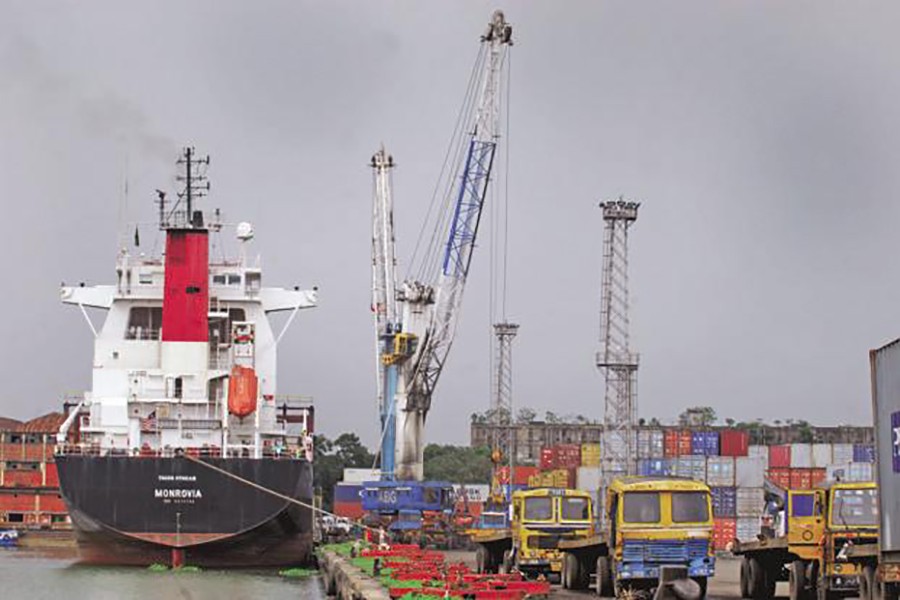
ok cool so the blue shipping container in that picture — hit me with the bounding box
[711,486,737,518]
[334,483,363,503]
[638,459,652,477]
[691,432,706,456]
[691,431,720,456]
[853,444,876,463]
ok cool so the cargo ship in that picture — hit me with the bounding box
[55,147,318,567]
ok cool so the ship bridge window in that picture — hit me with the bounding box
[138,271,153,285]
[126,307,162,340]
[228,274,241,285]
[212,274,226,285]
[209,308,247,345]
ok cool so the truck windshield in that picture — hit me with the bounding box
[671,492,710,523]
[623,492,661,523]
[561,497,590,521]
[832,488,878,527]
[524,497,553,521]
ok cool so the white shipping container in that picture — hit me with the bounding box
[637,430,665,459]
[791,444,813,468]
[812,444,833,468]
[832,444,854,465]
[452,484,491,503]
[826,463,850,482]
[577,467,603,492]
[706,457,736,487]
[847,462,874,482]
[736,487,764,517]
[748,445,768,460]
[735,457,766,488]
[736,517,760,542]
[676,456,706,481]
[343,468,381,483]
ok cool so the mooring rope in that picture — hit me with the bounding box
[182,454,382,534]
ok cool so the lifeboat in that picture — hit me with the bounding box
[228,365,258,417]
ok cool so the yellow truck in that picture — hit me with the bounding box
[559,476,716,597]
[471,487,594,580]
[732,481,878,600]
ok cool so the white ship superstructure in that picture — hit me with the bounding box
[58,149,317,459]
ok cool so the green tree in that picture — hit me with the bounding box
[423,444,493,483]
[516,408,537,424]
[313,433,376,510]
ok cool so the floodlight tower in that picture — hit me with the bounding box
[596,198,640,483]
[490,321,519,501]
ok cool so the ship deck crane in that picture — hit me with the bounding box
[371,11,513,483]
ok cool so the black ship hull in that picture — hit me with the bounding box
[55,454,313,567]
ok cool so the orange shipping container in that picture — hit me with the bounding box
[44,463,59,487]
[767,468,791,489]
[512,466,538,486]
[790,469,813,490]
[38,494,67,513]
[713,518,737,550]
[2,470,42,488]
[664,431,680,457]
[0,492,38,512]
[678,431,693,456]
[810,468,827,487]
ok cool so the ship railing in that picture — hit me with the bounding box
[55,443,309,460]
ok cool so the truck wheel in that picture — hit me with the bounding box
[499,550,512,575]
[563,553,579,589]
[740,556,752,599]
[860,565,876,600]
[692,576,708,599]
[475,546,487,574]
[596,556,613,597]
[790,560,807,600]
[572,555,590,591]
[816,571,833,600]
[750,557,773,600]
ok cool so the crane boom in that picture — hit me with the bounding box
[390,10,513,481]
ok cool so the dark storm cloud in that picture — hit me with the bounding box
[1,1,899,444]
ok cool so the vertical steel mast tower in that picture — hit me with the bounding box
[371,147,398,479]
[490,322,518,500]
[596,198,640,482]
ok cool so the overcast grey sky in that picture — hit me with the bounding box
[2,1,898,445]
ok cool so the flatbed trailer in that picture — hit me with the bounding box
[731,537,789,600]
[558,534,611,592]
[731,482,878,600]
[469,529,513,574]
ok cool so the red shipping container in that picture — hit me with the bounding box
[0,492,37,512]
[540,448,555,470]
[720,431,750,457]
[664,431,680,457]
[810,468,827,487]
[769,445,792,468]
[713,518,737,550]
[38,494,67,513]
[44,463,59,488]
[512,466,538,486]
[2,470,42,488]
[790,469,812,490]
[333,500,364,519]
[678,431,693,456]
[553,444,582,469]
[1,444,24,461]
[767,468,791,489]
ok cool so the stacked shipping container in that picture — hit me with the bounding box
[0,413,71,529]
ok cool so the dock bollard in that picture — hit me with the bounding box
[653,565,701,600]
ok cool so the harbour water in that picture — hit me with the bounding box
[0,547,325,600]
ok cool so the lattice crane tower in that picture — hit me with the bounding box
[596,198,640,481]
[491,322,519,490]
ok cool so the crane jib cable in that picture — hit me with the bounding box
[182,454,383,534]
